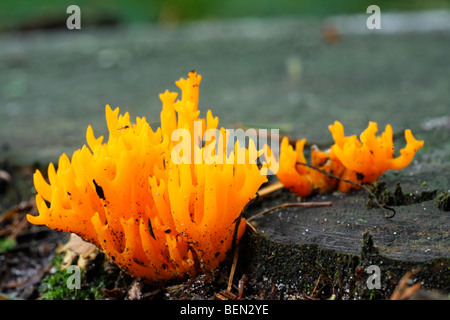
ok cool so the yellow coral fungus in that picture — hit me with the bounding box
[275,121,423,196]
[329,121,424,186]
[28,71,267,282]
[275,138,313,197]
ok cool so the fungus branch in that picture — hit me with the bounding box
[296,162,396,218]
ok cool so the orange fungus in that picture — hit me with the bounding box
[28,72,267,282]
[275,121,424,196]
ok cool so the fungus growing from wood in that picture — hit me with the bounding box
[28,72,267,282]
[275,121,424,196]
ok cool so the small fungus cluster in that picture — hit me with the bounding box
[28,72,267,282]
[275,120,424,196]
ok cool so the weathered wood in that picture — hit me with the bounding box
[242,162,450,299]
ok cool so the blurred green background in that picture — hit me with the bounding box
[0,0,449,165]
[1,0,449,31]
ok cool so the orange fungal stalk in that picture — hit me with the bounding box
[28,72,267,282]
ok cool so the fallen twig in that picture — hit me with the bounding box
[216,246,240,300]
[247,201,332,222]
[252,181,284,201]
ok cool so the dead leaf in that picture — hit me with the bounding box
[56,234,99,271]
[390,267,422,300]
[56,233,97,256]
[127,278,144,300]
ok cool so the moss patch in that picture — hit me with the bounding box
[436,191,450,211]
[39,252,117,300]
[366,181,438,208]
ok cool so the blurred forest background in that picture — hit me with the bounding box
[1,0,449,31]
[0,0,449,165]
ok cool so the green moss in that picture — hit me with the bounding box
[436,191,450,211]
[367,289,382,300]
[0,237,16,253]
[39,253,113,300]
